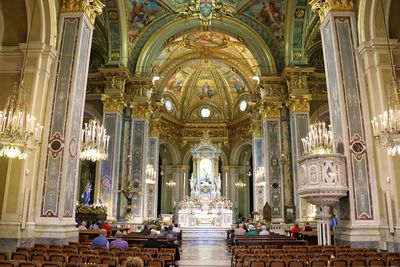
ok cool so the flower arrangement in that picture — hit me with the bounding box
[76,203,107,215]
[177,196,202,208]
[211,196,233,209]
[142,217,161,226]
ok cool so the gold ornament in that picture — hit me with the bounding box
[309,0,354,22]
[130,103,153,119]
[61,0,105,25]
[101,94,126,113]
[287,95,312,112]
[260,102,282,119]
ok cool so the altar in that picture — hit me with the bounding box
[177,132,233,229]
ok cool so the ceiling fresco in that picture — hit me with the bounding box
[244,0,286,41]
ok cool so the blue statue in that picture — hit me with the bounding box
[82,182,92,205]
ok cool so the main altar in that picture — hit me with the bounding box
[177,133,233,230]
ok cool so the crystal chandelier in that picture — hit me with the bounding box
[145,164,157,184]
[301,121,333,155]
[370,0,400,156]
[80,120,110,162]
[0,0,43,159]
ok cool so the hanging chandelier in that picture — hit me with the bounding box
[301,121,333,155]
[0,0,43,159]
[80,120,110,162]
[370,0,400,156]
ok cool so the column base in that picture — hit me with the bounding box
[334,225,380,249]
[0,221,79,251]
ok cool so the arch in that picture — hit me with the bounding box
[0,1,4,44]
[159,140,181,165]
[229,140,252,166]
[182,146,228,167]
[135,16,277,76]
[358,0,390,43]
[84,104,103,121]
[310,103,330,123]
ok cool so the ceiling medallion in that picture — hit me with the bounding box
[176,0,236,25]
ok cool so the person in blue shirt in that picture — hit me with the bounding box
[91,229,109,248]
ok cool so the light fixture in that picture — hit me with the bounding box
[255,166,266,187]
[235,180,246,188]
[371,0,400,156]
[166,179,176,187]
[145,164,157,184]
[152,75,160,84]
[0,0,43,159]
[80,120,110,162]
[301,121,333,155]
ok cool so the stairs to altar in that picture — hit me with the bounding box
[181,226,229,241]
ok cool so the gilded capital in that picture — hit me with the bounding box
[287,95,312,113]
[260,102,282,119]
[130,102,153,119]
[101,94,126,113]
[251,120,262,138]
[285,72,310,95]
[309,0,354,22]
[149,120,161,137]
[61,0,105,25]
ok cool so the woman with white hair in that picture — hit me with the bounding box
[245,224,258,235]
[259,225,270,235]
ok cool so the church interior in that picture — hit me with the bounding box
[0,0,400,260]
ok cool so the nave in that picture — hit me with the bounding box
[179,241,230,267]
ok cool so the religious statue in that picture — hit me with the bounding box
[82,182,92,205]
[215,173,221,197]
[190,174,197,195]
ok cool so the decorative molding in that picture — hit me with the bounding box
[309,0,354,22]
[259,101,282,119]
[251,120,262,138]
[287,94,312,113]
[61,0,105,25]
[130,102,153,119]
[101,94,126,113]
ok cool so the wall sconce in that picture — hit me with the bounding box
[166,179,176,188]
[235,180,247,188]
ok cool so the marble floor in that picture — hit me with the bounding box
[179,240,231,267]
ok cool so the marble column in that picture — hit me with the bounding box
[251,117,265,215]
[99,93,125,220]
[0,42,57,250]
[358,38,400,250]
[310,0,379,245]
[227,166,239,220]
[260,100,284,223]
[284,68,313,221]
[38,0,104,243]
[129,100,152,222]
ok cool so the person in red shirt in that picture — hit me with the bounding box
[101,221,112,237]
[291,223,301,239]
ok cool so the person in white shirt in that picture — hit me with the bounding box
[78,221,87,230]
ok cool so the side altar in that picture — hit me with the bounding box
[177,133,233,230]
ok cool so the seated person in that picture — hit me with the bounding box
[101,221,112,237]
[78,221,87,230]
[123,256,144,267]
[164,224,177,237]
[259,225,270,235]
[143,229,161,248]
[245,224,258,235]
[172,223,180,233]
[304,222,312,231]
[91,229,109,248]
[110,231,129,251]
[164,234,180,266]
[140,224,150,234]
[234,223,246,235]
[291,223,301,239]
[89,221,99,230]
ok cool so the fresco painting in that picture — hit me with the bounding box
[186,31,227,49]
[245,0,287,40]
[228,74,246,94]
[127,0,166,42]
[165,71,188,93]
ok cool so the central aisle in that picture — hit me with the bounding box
[179,240,231,267]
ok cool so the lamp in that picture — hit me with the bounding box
[235,180,246,188]
[301,121,333,155]
[145,164,157,184]
[371,0,400,156]
[0,0,43,159]
[80,120,110,162]
[166,179,176,187]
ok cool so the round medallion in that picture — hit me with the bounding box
[239,100,247,111]
[69,137,77,159]
[164,99,173,112]
[200,107,211,118]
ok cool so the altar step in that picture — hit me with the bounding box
[181,226,229,241]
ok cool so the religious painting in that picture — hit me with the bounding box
[199,0,213,21]
[227,74,245,94]
[245,0,287,40]
[164,70,189,94]
[197,79,216,99]
[185,31,227,49]
[126,0,166,42]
